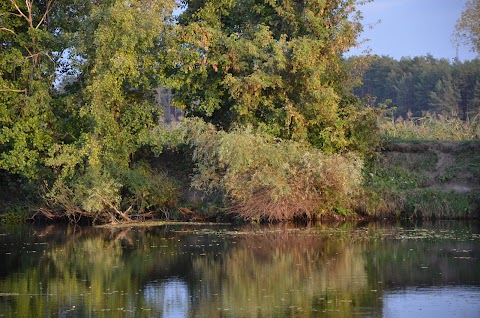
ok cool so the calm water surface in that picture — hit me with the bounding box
[0,221,479,317]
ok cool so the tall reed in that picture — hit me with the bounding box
[380,112,480,141]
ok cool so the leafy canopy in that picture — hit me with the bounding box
[167,0,377,153]
[1,0,180,221]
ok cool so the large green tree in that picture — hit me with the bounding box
[1,0,179,221]
[0,0,60,181]
[167,0,376,153]
[46,0,178,222]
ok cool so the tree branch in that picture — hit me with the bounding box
[22,45,34,58]
[24,52,40,60]
[25,0,34,28]
[8,0,30,26]
[0,12,23,18]
[0,27,17,35]
[36,0,54,29]
[94,193,133,222]
[0,88,27,93]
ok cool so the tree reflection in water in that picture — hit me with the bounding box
[0,222,479,317]
[190,227,379,317]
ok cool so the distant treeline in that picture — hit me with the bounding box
[354,55,480,120]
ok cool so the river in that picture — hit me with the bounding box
[1,221,479,317]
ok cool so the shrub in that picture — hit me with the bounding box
[42,169,123,224]
[37,129,183,224]
[185,118,364,221]
[40,163,181,224]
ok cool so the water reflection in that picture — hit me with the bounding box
[0,222,479,317]
[189,229,378,317]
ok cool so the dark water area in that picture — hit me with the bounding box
[1,221,480,317]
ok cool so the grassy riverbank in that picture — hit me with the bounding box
[1,137,479,224]
[137,138,480,222]
[361,140,480,219]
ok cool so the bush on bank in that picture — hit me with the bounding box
[184,118,364,221]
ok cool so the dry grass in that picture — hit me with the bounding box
[380,113,480,141]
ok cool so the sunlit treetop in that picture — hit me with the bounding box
[169,0,377,153]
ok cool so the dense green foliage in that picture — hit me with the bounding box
[1,0,478,223]
[0,0,58,181]
[44,0,180,223]
[1,0,180,223]
[355,55,480,120]
[183,118,363,221]
[1,0,383,223]
[168,0,378,154]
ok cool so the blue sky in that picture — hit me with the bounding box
[348,0,478,61]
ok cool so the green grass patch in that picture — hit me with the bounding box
[385,151,438,173]
[451,147,480,178]
[402,189,479,220]
[361,141,480,220]
[364,161,425,191]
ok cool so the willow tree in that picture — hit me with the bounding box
[45,0,179,222]
[168,0,376,153]
[1,0,179,222]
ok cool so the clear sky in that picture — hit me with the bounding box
[348,0,478,61]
